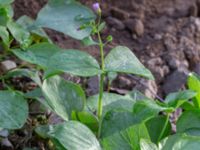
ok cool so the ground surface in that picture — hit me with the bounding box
[1,0,200,149]
[14,0,200,98]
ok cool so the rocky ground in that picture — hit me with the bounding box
[1,0,200,149]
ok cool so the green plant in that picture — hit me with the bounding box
[1,0,200,150]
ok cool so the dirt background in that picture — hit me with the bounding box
[13,0,200,99]
[1,0,200,149]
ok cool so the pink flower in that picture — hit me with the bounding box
[92,3,101,14]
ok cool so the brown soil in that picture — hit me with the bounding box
[13,0,200,97]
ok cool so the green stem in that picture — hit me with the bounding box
[97,30,105,119]
[96,12,105,138]
[157,114,170,142]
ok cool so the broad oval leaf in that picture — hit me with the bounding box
[47,50,101,77]
[5,69,42,86]
[0,26,9,47]
[35,0,95,40]
[105,46,154,80]
[0,7,10,26]
[71,111,99,133]
[140,139,158,150]
[7,20,32,48]
[165,90,196,108]
[17,15,51,43]
[12,43,61,68]
[0,91,28,129]
[177,110,200,134]
[146,116,171,143]
[87,93,128,111]
[87,92,134,114]
[187,73,200,108]
[42,75,86,121]
[36,121,101,150]
[133,100,173,122]
[160,134,200,150]
[101,110,140,138]
[101,123,150,150]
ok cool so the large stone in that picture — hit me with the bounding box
[117,75,133,89]
[147,57,168,83]
[106,17,125,30]
[134,79,158,99]
[0,60,17,73]
[125,19,144,36]
[1,138,13,150]
[162,68,189,95]
[194,63,200,75]
[110,7,130,20]
[86,76,99,95]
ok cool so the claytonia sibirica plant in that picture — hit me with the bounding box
[1,0,200,149]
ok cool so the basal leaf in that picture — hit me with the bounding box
[101,123,150,150]
[5,69,42,86]
[0,7,9,26]
[71,111,99,132]
[0,26,9,47]
[0,90,28,129]
[42,75,85,121]
[101,110,140,138]
[160,134,200,150]
[7,20,32,48]
[187,73,200,108]
[146,116,171,143]
[177,110,200,134]
[133,100,173,122]
[12,43,61,68]
[17,15,51,43]
[36,121,101,150]
[105,46,154,80]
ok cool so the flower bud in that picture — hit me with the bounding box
[92,3,101,14]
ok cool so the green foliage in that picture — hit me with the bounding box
[105,46,154,80]
[87,92,134,114]
[42,75,86,121]
[17,15,51,43]
[46,49,102,77]
[35,0,96,40]
[13,43,61,67]
[1,0,200,149]
[7,20,32,48]
[187,73,200,108]
[164,90,196,108]
[0,0,14,5]
[35,121,101,150]
[160,134,200,150]
[101,123,150,150]
[0,90,28,129]
[146,116,171,143]
[176,110,200,135]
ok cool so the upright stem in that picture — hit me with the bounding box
[97,30,105,119]
[157,114,170,142]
